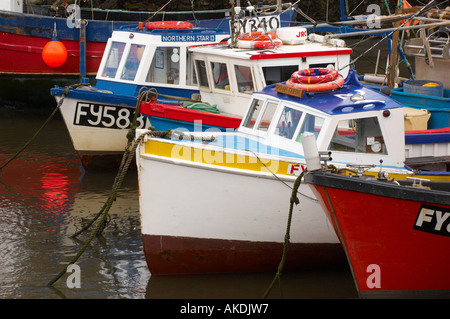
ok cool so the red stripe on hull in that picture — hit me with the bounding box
[0,32,104,75]
[140,101,242,129]
[142,234,347,275]
[310,185,450,297]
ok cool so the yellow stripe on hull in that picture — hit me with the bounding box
[143,139,449,182]
[144,139,293,176]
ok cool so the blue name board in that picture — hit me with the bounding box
[161,34,216,42]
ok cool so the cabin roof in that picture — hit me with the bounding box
[110,27,229,44]
[256,72,404,116]
[188,41,352,61]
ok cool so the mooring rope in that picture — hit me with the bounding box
[47,128,166,286]
[47,89,153,286]
[48,89,215,286]
[262,170,305,299]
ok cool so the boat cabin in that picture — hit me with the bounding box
[93,25,230,102]
[231,71,407,169]
[189,28,352,116]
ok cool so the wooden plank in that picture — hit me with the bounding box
[275,83,304,98]
[387,19,401,88]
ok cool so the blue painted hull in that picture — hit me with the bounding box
[1,5,297,107]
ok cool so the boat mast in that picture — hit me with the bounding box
[387,0,401,88]
[230,0,235,47]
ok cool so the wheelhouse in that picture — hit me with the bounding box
[94,27,229,97]
[189,37,352,116]
[237,81,406,168]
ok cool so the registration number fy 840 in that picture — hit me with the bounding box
[73,102,150,129]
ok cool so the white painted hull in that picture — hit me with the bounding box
[57,96,134,153]
[139,154,337,244]
[137,150,345,275]
[56,95,151,169]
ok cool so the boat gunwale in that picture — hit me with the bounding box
[305,171,450,205]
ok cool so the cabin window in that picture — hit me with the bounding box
[328,117,386,154]
[195,59,209,88]
[120,44,145,81]
[275,106,303,139]
[146,46,180,85]
[243,98,265,129]
[295,113,325,141]
[211,61,230,90]
[102,41,126,78]
[262,65,298,85]
[234,65,254,94]
[257,101,278,131]
[186,52,197,86]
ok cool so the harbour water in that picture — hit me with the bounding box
[0,107,358,299]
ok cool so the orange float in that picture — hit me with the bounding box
[42,39,67,68]
[286,68,344,92]
[235,31,282,49]
[145,21,193,30]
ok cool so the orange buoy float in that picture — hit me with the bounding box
[42,39,67,68]
[145,21,193,30]
[286,68,344,93]
[235,31,282,49]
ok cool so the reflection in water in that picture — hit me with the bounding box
[0,110,151,298]
[146,269,357,299]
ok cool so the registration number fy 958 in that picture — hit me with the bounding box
[73,102,150,129]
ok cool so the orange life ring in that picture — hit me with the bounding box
[235,31,282,49]
[291,68,339,84]
[145,21,193,30]
[286,68,344,92]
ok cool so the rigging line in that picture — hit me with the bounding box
[247,149,317,202]
[348,0,366,17]
[190,0,198,26]
[338,0,438,73]
[268,0,306,23]
[144,0,175,23]
[295,7,315,24]
[280,0,302,13]
[244,0,276,47]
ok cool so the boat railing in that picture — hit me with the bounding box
[118,24,227,34]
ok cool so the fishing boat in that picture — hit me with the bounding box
[390,26,450,130]
[351,6,450,131]
[139,26,352,132]
[304,155,450,298]
[52,25,352,170]
[51,25,230,170]
[1,1,297,107]
[134,70,450,276]
[0,1,296,76]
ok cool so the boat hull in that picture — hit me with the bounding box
[136,140,347,275]
[56,94,149,169]
[306,172,450,298]
[0,7,297,76]
[56,93,240,170]
[142,234,345,275]
[0,32,104,75]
